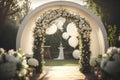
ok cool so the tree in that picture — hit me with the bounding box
[0,0,20,33]
[0,0,31,50]
[9,0,31,26]
[0,0,31,32]
[84,0,120,47]
[107,25,117,47]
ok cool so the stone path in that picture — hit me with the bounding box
[40,66,85,80]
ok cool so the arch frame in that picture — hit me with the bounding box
[16,1,108,59]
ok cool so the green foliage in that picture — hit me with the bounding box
[0,0,20,31]
[107,25,117,46]
[0,0,31,50]
[9,0,31,26]
[0,19,18,50]
[84,0,103,20]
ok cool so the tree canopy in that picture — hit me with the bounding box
[0,0,31,50]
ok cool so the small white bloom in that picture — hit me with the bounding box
[106,48,112,54]
[0,48,5,54]
[107,47,117,54]
[28,58,39,67]
[111,47,118,53]
[25,77,30,80]
[22,60,28,68]
[89,57,97,67]
[8,49,15,55]
[18,69,27,77]
[102,54,108,58]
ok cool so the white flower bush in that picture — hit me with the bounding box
[0,48,39,80]
[100,47,120,78]
[90,47,120,79]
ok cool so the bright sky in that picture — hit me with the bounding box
[30,0,41,9]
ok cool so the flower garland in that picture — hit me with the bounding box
[33,9,92,73]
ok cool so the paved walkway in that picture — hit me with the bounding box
[40,66,85,80]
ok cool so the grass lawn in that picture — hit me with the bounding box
[44,59,79,66]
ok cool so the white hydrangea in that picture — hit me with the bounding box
[28,58,39,67]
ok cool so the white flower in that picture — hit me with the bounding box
[8,49,15,55]
[0,48,5,54]
[89,57,97,67]
[22,60,28,68]
[25,77,30,80]
[28,58,39,67]
[107,47,117,54]
[102,54,108,58]
[18,69,27,77]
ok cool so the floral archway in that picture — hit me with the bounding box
[33,9,92,73]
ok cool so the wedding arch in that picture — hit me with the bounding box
[16,1,108,73]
